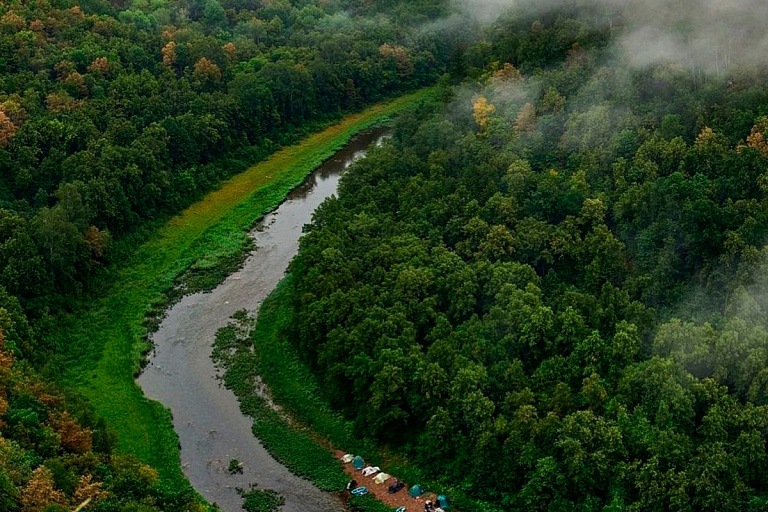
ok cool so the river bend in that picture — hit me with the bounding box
[138,128,389,512]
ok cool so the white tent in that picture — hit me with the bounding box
[341,453,354,463]
[373,473,391,485]
[362,466,380,477]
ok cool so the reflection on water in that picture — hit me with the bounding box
[137,127,390,512]
[287,138,388,201]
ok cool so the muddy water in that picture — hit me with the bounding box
[138,128,390,512]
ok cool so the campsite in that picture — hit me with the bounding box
[340,453,452,512]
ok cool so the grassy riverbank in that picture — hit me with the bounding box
[217,277,498,512]
[52,87,435,487]
[212,284,392,512]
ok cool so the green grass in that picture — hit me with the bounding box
[212,295,395,512]
[50,88,436,489]
[220,277,501,512]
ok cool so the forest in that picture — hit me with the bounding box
[4,0,768,511]
[284,1,768,510]
[0,0,453,330]
[0,0,454,509]
[0,337,206,512]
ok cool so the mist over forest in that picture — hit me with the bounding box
[286,0,768,510]
[2,0,768,511]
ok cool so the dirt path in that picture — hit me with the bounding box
[337,450,445,512]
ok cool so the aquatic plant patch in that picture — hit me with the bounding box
[240,488,285,512]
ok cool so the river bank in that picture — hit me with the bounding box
[51,88,435,491]
[213,276,493,512]
[139,128,390,512]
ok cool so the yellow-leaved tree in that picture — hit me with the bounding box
[162,41,177,67]
[193,57,222,83]
[0,110,18,147]
[20,467,66,512]
[744,118,768,157]
[473,96,495,132]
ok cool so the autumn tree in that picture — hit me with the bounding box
[222,42,236,60]
[193,57,222,83]
[51,411,93,453]
[84,226,110,262]
[566,42,588,68]
[472,96,495,131]
[73,475,108,505]
[742,118,768,157]
[491,62,522,85]
[161,41,177,67]
[0,111,17,147]
[87,57,110,75]
[53,60,75,81]
[20,467,65,512]
[380,43,414,77]
[515,102,536,135]
[0,12,25,32]
[45,91,80,113]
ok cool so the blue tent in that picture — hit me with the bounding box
[408,484,423,497]
[352,455,365,470]
[437,495,450,509]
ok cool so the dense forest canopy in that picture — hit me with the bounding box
[0,0,459,510]
[4,0,768,511]
[0,0,458,333]
[285,1,768,510]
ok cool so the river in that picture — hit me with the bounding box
[137,127,390,512]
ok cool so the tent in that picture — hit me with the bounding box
[408,484,423,497]
[373,472,390,485]
[351,487,368,496]
[341,453,354,463]
[437,495,451,509]
[352,456,365,470]
[362,466,380,477]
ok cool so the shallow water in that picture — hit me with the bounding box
[137,128,390,512]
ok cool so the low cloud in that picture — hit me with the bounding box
[456,0,768,73]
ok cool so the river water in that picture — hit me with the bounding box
[137,127,390,512]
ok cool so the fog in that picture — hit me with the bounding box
[456,0,768,73]
[439,0,768,403]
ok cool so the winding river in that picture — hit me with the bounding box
[138,127,390,512]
